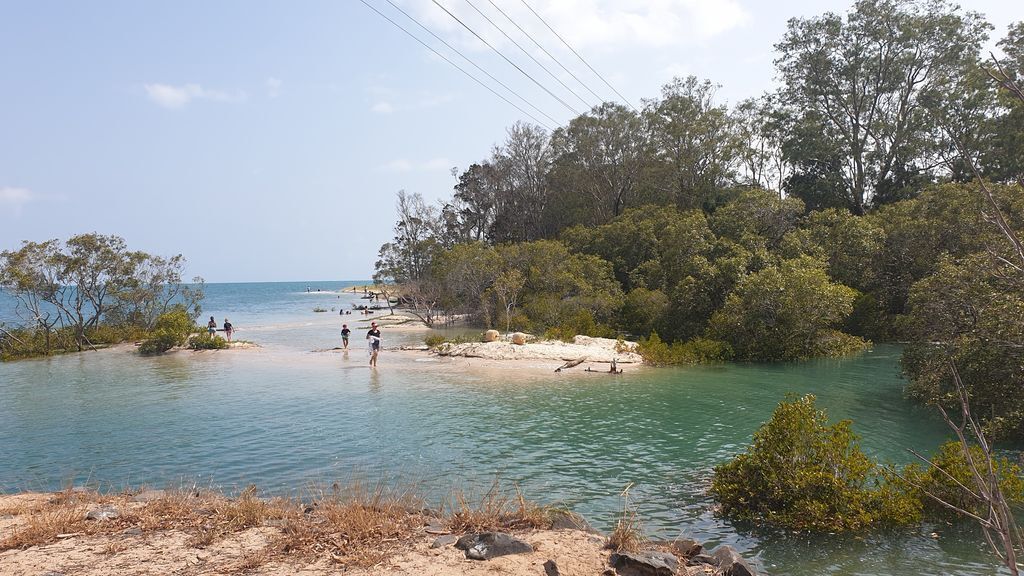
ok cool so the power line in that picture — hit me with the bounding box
[382,0,562,128]
[463,0,596,110]
[518,0,638,113]
[431,0,582,116]
[356,0,554,130]
[486,0,607,106]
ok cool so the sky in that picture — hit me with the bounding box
[1,0,1019,283]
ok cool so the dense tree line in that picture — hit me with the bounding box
[376,1,1024,439]
[0,233,203,359]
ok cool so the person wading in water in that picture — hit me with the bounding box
[366,322,381,367]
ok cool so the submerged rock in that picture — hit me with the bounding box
[549,510,598,533]
[668,538,704,558]
[455,532,533,560]
[709,545,757,576]
[609,550,679,576]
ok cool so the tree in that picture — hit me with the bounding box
[446,163,498,243]
[548,103,649,226]
[645,76,739,211]
[492,268,525,334]
[0,240,64,353]
[776,0,991,213]
[0,234,203,354]
[734,94,792,193]
[374,190,442,285]
[708,256,864,361]
[489,122,553,242]
[983,22,1024,185]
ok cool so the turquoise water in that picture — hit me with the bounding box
[0,282,1009,575]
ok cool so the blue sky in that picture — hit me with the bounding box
[1,0,1018,282]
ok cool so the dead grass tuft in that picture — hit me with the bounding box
[445,480,553,534]
[605,483,646,553]
[0,503,90,550]
[271,482,426,567]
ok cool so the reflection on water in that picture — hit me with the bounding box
[0,283,1013,575]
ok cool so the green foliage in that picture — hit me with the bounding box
[423,333,481,348]
[636,332,732,365]
[0,233,202,359]
[138,307,196,355]
[901,247,1024,441]
[618,288,670,336]
[424,334,446,348]
[711,395,919,532]
[188,333,229,350]
[709,188,805,250]
[138,332,181,355]
[898,441,1024,521]
[708,256,867,361]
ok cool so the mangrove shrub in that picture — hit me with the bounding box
[710,395,919,532]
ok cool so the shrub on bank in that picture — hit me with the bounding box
[138,307,196,355]
[636,332,732,365]
[710,395,919,531]
[188,333,229,350]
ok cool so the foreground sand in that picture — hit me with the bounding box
[0,492,625,576]
[0,490,728,576]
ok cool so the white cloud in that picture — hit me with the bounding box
[365,81,457,114]
[406,0,750,52]
[144,83,245,109]
[660,62,690,82]
[266,77,283,98]
[0,187,36,216]
[378,158,453,172]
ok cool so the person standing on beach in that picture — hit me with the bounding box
[207,316,217,336]
[341,324,351,349]
[366,322,381,367]
[223,318,233,342]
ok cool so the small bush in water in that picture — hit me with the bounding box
[138,307,196,355]
[636,332,732,365]
[710,394,919,531]
[896,441,1024,521]
[188,333,229,350]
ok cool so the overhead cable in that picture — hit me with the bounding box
[382,0,561,127]
[431,0,582,116]
[518,0,639,112]
[356,0,554,130]
[464,0,596,110]
[486,0,607,106]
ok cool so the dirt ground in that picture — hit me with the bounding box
[0,492,621,576]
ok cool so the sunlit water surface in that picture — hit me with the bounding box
[0,282,1011,574]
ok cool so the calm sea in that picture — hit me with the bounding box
[0,282,1008,575]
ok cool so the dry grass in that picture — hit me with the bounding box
[605,483,646,553]
[0,502,90,550]
[445,480,553,534]
[0,480,567,570]
[271,482,427,567]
